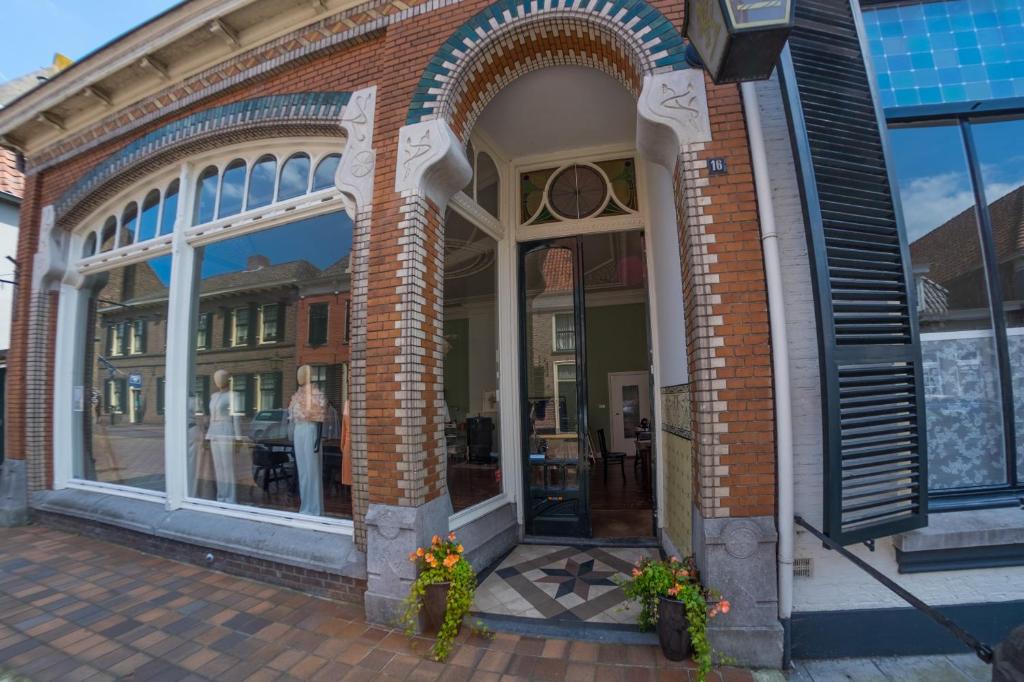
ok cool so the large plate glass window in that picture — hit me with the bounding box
[443,209,502,511]
[185,210,354,519]
[78,256,172,492]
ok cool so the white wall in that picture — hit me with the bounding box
[754,74,1024,612]
[0,200,18,351]
[643,160,688,387]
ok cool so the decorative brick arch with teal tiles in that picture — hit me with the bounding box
[56,92,351,227]
[406,0,690,129]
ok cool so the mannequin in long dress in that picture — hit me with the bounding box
[289,364,325,516]
[206,369,239,504]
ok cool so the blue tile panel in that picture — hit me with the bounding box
[863,0,1024,108]
[57,93,351,222]
[405,0,691,125]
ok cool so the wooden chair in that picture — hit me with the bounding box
[596,429,626,483]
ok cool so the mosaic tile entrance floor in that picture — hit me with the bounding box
[473,544,660,624]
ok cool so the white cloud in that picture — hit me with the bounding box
[899,171,1024,243]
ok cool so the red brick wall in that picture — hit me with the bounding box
[9,0,775,521]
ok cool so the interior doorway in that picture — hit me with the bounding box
[520,230,655,539]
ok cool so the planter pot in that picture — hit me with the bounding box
[421,581,450,635]
[656,596,692,661]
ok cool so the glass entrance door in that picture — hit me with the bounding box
[521,239,590,536]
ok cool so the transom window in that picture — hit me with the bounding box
[520,158,638,226]
[78,146,343,262]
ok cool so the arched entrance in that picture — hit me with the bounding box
[364,0,718,629]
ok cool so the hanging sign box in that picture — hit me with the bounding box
[683,0,794,84]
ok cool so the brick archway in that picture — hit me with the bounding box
[406,0,692,143]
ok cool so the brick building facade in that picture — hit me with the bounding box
[1,0,1022,668]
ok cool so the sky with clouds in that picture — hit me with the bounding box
[890,120,1024,244]
[0,0,178,82]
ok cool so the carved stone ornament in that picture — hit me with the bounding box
[33,206,70,293]
[393,119,472,210]
[636,69,713,171]
[336,85,378,216]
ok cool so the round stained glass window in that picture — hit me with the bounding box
[548,164,606,220]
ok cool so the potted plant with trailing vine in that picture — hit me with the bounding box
[620,555,730,680]
[399,531,476,662]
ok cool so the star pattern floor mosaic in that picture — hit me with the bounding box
[473,544,660,625]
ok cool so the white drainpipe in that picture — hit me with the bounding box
[740,80,795,667]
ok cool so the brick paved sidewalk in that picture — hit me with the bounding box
[0,525,754,681]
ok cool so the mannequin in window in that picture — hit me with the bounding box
[289,364,325,516]
[206,369,239,504]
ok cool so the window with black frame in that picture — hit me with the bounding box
[865,0,1024,504]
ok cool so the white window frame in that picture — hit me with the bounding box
[256,372,278,412]
[53,138,355,535]
[258,303,279,345]
[109,322,125,357]
[130,319,145,355]
[552,311,575,354]
[231,306,250,347]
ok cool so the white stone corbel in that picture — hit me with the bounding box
[336,85,377,217]
[393,118,471,211]
[637,69,713,171]
[32,205,71,293]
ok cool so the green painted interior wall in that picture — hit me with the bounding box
[443,317,470,422]
[585,302,649,444]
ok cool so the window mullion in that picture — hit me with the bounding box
[959,120,1019,488]
[164,163,198,510]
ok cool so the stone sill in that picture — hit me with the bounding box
[32,488,366,580]
[894,508,1024,574]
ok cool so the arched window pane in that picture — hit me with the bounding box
[193,166,219,225]
[277,153,310,201]
[121,203,138,246]
[218,159,246,219]
[312,154,341,192]
[247,155,276,210]
[476,151,499,219]
[139,190,161,242]
[100,217,117,252]
[161,180,179,233]
[83,232,97,258]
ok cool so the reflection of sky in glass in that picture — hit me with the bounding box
[148,255,174,286]
[890,122,1024,242]
[247,157,276,209]
[218,162,246,218]
[890,125,974,242]
[161,183,179,234]
[139,193,160,242]
[863,0,1024,108]
[194,169,218,224]
[312,155,340,191]
[277,154,310,201]
[198,211,352,279]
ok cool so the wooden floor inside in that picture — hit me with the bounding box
[589,455,654,538]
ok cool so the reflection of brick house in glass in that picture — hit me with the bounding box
[909,185,1024,323]
[295,256,351,410]
[93,254,355,428]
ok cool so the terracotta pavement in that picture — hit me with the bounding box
[0,525,754,681]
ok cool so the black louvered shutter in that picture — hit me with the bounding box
[779,0,927,545]
[248,303,259,346]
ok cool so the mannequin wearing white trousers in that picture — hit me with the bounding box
[289,365,324,516]
[206,370,239,504]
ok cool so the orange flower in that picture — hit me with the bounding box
[667,585,679,597]
[720,600,731,614]
[456,544,464,554]
[631,568,642,577]
[449,531,457,541]
[409,552,417,562]
[709,606,720,618]
[443,554,459,569]
[679,570,690,578]
[669,556,679,563]
[416,547,425,557]
[432,535,441,546]
[425,553,436,565]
